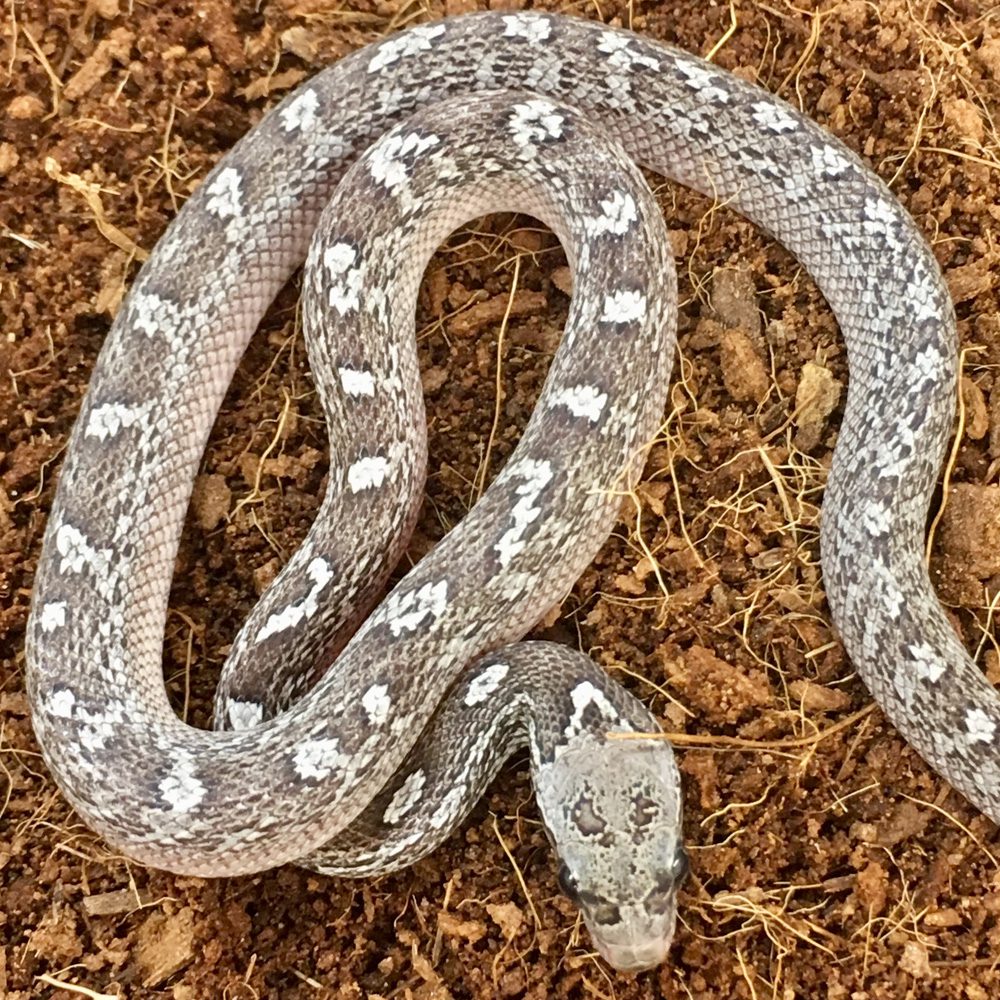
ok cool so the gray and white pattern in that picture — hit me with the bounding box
[24,11,997,974]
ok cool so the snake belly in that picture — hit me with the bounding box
[25,9,1000,973]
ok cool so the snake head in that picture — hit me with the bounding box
[534,732,686,972]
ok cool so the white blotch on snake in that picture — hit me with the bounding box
[368,132,441,195]
[810,143,852,179]
[256,556,334,643]
[674,61,729,102]
[159,753,207,813]
[383,769,427,824]
[85,401,151,442]
[323,243,364,315]
[39,601,67,633]
[55,524,111,577]
[564,680,620,740]
[465,663,511,706]
[584,191,638,237]
[913,342,948,378]
[429,784,466,830]
[863,195,900,232]
[908,643,947,684]
[509,100,564,148]
[597,33,661,74]
[494,458,553,568]
[131,290,184,349]
[347,456,389,493]
[966,709,997,744]
[227,700,265,730]
[859,499,892,537]
[338,367,376,397]
[78,702,125,752]
[377,580,449,638]
[750,101,799,134]
[601,289,646,324]
[502,13,550,41]
[366,23,446,74]
[49,687,76,718]
[549,385,608,423]
[292,738,344,781]
[204,167,244,220]
[362,683,392,726]
[280,89,319,132]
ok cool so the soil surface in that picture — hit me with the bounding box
[2,0,1000,998]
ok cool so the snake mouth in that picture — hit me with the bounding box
[592,936,671,973]
[586,900,677,973]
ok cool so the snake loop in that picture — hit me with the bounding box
[26,12,997,972]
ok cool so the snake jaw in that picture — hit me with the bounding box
[586,899,679,973]
[534,731,684,971]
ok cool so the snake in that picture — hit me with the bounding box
[24,10,1000,974]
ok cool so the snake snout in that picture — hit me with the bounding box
[596,940,671,974]
[581,882,680,972]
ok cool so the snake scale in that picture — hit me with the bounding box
[25,11,1000,973]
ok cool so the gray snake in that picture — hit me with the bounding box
[25,11,1000,973]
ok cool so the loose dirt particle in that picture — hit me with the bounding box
[942,98,984,146]
[447,289,548,337]
[875,801,932,849]
[899,939,933,979]
[787,678,851,714]
[718,327,769,403]
[676,645,771,724]
[794,361,842,451]
[710,267,761,339]
[136,908,196,987]
[856,859,889,916]
[932,483,1000,603]
[486,901,525,943]
[63,28,135,100]
[83,888,156,917]
[976,31,1000,80]
[0,141,19,173]
[924,907,963,928]
[961,376,989,440]
[437,912,488,944]
[6,94,45,119]
[190,473,232,531]
[946,258,992,304]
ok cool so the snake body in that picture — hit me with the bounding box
[25,11,1000,972]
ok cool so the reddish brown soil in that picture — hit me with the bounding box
[2,1,999,998]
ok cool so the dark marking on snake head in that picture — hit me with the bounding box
[578,889,622,927]
[572,795,607,836]
[645,860,687,915]
[630,794,660,838]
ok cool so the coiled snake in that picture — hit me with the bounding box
[25,11,1000,973]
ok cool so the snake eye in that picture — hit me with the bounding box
[673,846,690,882]
[556,861,580,902]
